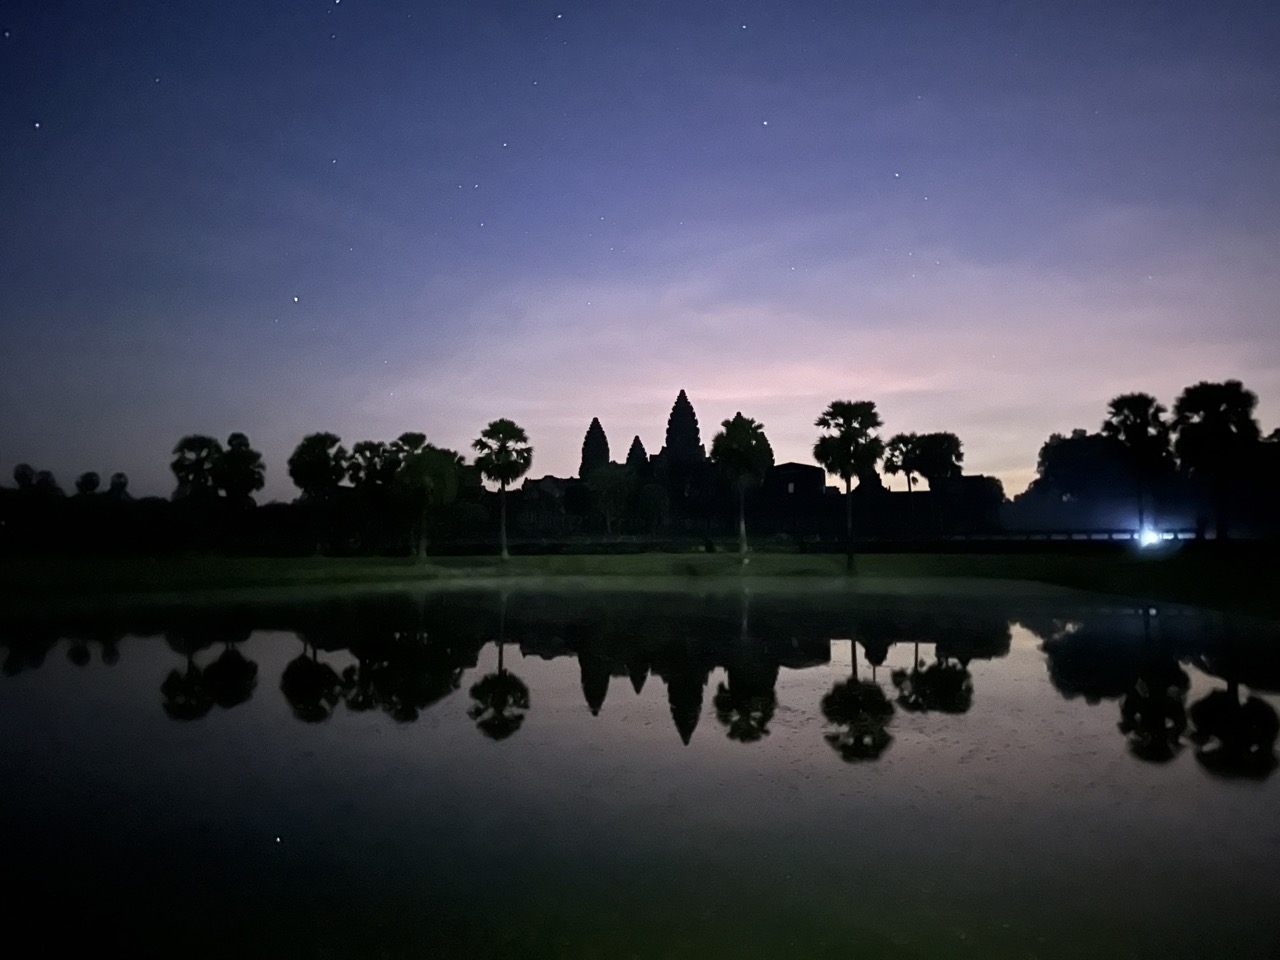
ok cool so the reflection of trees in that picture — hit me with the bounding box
[1116,610,1189,764]
[1118,658,1189,763]
[161,626,220,721]
[892,657,973,714]
[62,628,124,668]
[468,593,530,740]
[712,591,778,743]
[1189,685,1279,780]
[281,639,344,723]
[822,678,893,761]
[204,645,258,709]
[161,662,214,721]
[2,627,59,675]
[161,623,257,719]
[821,630,894,762]
[1036,620,1144,705]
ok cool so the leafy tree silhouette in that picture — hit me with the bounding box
[396,443,462,558]
[1173,379,1261,539]
[579,417,610,479]
[12,463,35,490]
[74,471,100,496]
[214,432,265,506]
[813,400,884,573]
[1101,392,1173,530]
[912,432,964,488]
[281,639,345,723]
[472,419,533,560]
[202,627,258,710]
[892,657,973,714]
[288,432,349,552]
[883,433,921,494]
[106,472,131,500]
[1188,687,1278,780]
[170,435,223,500]
[1029,429,1129,505]
[710,412,774,561]
[160,627,219,721]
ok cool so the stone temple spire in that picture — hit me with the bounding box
[664,389,705,464]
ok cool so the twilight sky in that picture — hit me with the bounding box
[3,0,1278,502]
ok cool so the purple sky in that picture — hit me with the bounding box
[3,0,1278,501]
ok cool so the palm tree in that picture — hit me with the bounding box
[709,412,774,560]
[472,419,533,560]
[288,432,349,500]
[813,400,884,573]
[821,644,894,762]
[1172,380,1261,539]
[74,471,100,496]
[287,432,349,553]
[214,432,266,506]
[912,432,964,488]
[1101,392,1172,530]
[883,433,920,494]
[468,593,530,740]
[395,444,462,559]
[170,435,223,500]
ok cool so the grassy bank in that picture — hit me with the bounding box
[2,544,1278,618]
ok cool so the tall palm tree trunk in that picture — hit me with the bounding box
[499,484,510,560]
[844,478,856,574]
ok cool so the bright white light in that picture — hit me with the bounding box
[1138,528,1160,547]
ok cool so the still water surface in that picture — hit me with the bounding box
[3,581,1279,959]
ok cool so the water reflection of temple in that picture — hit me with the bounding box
[1,590,1276,777]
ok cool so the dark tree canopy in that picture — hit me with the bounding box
[171,435,223,500]
[883,433,920,492]
[813,400,884,488]
[579,417,610,479]
[1030,429,1128,502]
[710,412,774,486]
[215,432,266,505]
[288,432,349,500]
[913,432,964,487]
[75,471,101,496]
[472,419,534,490]
[1173,379,1260,478]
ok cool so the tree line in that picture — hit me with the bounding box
[3,378,1277,557]
[3,593,1275,776]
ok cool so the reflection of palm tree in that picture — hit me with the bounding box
[1188,686,1279,780]
[892,657,973,714]
[713,589,779,743]
[822,641,894,761]
[1118,659,1189,763]
[468,593,531,740]
[203,645,258,709]
[280,640,344,723]
[161,626,221,721]
[161,663,214,721]
[1,628,59,675]
[1117,608,1188,764]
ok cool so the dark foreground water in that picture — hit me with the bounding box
[3,580,1279,959]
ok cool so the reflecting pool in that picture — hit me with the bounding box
[3,581,1279,958]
